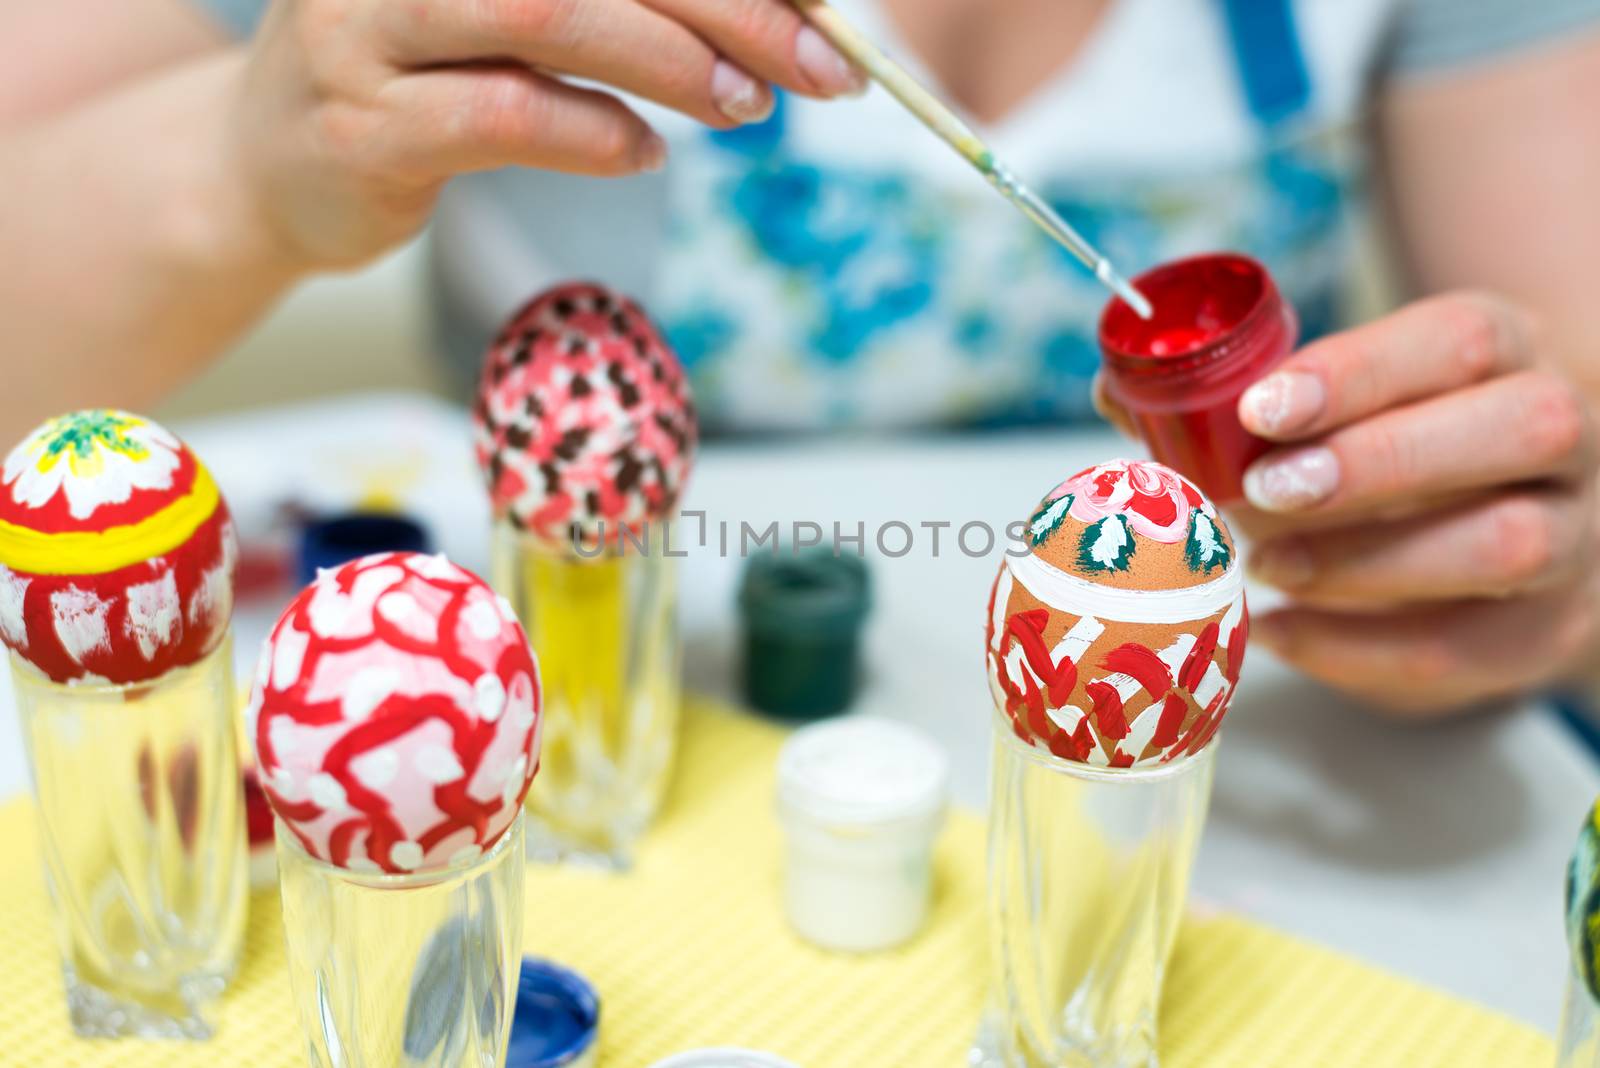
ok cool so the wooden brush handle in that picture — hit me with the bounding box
[789,0,993,168]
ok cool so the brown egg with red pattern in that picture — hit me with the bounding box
[985,459,1247,769]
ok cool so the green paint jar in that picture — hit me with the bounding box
[738,551,871,721]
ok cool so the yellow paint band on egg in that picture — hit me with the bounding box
[0,463,220,576]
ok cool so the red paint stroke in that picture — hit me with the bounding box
[1167,684,1235,763]
[1130,487,1178,529]
[1191,687,1232,753]
[1004,608,1049,657]
[261,786,323,824]
[1150,692,1189,751]
[1226,607,1249,683]
[998,661,1025,717]
[1180,623,1220,692]
[1007,611,1077,705]
[328,820,363,870]
[1086,679,1129,741]
[1046,719,1094,763]
[1047,657,1079,707]
[1022,673,1053,742]
[1100,643,1174,700]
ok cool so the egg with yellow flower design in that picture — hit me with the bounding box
[0,410,236,684]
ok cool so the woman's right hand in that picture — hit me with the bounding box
[229,0,866,269]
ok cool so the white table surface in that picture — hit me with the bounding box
[0,392,1592,1032]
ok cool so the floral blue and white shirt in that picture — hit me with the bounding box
[199,0,1600,432]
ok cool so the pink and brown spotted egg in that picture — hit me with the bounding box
[246,552,542,874]
[473,281,697,551]
[985,459,1247,769]
[0,410,236,685]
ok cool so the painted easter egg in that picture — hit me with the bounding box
[0,410,236,685]
[246,551,542,874]
[985,459,1247,768]
[1567,799,1600,1003]
[473,281,697,551]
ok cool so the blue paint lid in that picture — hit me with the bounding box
[506,957,601,1068]
[297,512,432,586]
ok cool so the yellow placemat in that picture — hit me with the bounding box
[0,703,1553,1067]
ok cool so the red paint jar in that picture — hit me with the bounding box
[1099,253,1298,503]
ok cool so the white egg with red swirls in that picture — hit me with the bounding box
[247,551,542,874]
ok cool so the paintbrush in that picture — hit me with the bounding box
[792,0,1154,319]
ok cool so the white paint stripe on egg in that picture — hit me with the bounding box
[1095,672,1145,703]
[1121,699,1166,759]
[1045,703,1086,735]
[50,586,111,663]
[989,567,1013,653]
[1007,552,1241,625]
[0,565,30,649]
[1222,595,1245,638]
[1004,645,1029,690]
[1157,633,1197,677]
[1193,664,1228,710]
[124,570,180,660]
[1050,614,1105,664]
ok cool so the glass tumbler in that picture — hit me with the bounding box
[492,521,681,868]
[975,711,1216,1068]
[1560,961,1600,1068]
[276,812,526,1068]
[14,638,247,1039]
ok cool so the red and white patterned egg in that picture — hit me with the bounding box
[473,281,697,552]
[985,459,1247,768]
[247,552,542,874]
[0,410,236,685]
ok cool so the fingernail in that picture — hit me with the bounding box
[1248,539,1315,589]
[1243,447,1340,512]
[1240,371,1325,436]
[796,26,868,96]
[712,60,774,124]
[637,132,668,174]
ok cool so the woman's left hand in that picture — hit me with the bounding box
[1222,292,1600,713]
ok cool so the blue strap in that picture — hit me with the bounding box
[1553,689,1600,764]
[1215,0,1313,127]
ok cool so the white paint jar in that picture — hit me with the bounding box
[776,717,950,953]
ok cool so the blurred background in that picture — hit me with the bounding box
[159,229,1402,428]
